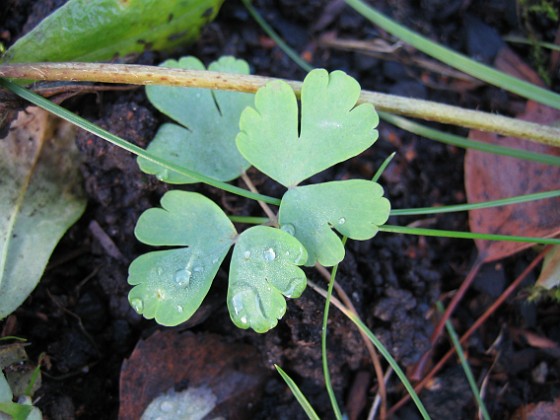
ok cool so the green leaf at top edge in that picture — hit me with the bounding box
[1,0,223,64]
[139,56,253,183]
[128,191,237,326]
[278,180,391,267]
[228,226,308,333]
[236,68,379,187]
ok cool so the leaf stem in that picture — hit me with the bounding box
[228,216,270,224]
[1,62,559,147]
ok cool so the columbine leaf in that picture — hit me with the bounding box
[228,226,308,333]
[128,191,236,326]
[139,56,253,183]
[236,69,379,187]
[278,180,391,267]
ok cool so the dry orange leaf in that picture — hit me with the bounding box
[465,48,560,263]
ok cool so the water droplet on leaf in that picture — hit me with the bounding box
[240,316,248,324]
[243,250,251,260]
[156,266,163,276]
[193,266,203,273]
[338,217,346,225]
[130,298,144,314]
[176,305,184,313]
[281,223,296,236]
[284,278,303,298]
[212,257,219,264]
[156,169,169,181]
[174,268,192,287]
[263,247,276,261]
[160,400,175,413]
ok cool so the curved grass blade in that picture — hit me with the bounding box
[344,0,560,110]
[379,225,560,245]
[379,112,560,167]
[0,79,281,206]
[274,365,321,420]
[436,302,491,420]
[391,189,560,216]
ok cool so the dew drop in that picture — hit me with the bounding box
[130,298,144,314]
[155,169,169,181]
[174,268,192,287]
[284,278,302,298]
[160,400,176,413]
[176,305,184,313]
[212,257,219,264]
[263,247,276,261]
[338,217,346,225]
[193,265,203,273]
[240,316,248,324]
[280,223,296,236]
[155,266,164,276]
[243,250,251,260]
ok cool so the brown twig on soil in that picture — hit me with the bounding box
[411,255,485,380]
[1,62,560,147]
[387,247,550,416]
[314,264,388,420]
[240,172,278,227]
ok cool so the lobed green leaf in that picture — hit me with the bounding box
[139,56,253,183]
[279,180,391,266]
[128,191,236,326]
[236,69,379,187]
[228,226,308,333]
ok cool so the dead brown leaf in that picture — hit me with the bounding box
[465,48,560,263]
[118,330,268,420]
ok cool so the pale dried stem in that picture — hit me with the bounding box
[1,62,559,147]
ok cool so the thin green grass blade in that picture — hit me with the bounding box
[275,365,321,420]
[504,35,560,52]
[321,240,345,420]
[372,152,396,182]
[228,216,270,224]
[345,0,560,110]
[0,79,281,206]
[436,302,491,420]
[379,225,560,245]
[337,307,431,419]
[379,112,560,167]
[241,0,314,73]
[391,189,560,216]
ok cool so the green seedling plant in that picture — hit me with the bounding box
[128,57,391,332]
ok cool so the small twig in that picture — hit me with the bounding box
[240,172,279,226]
[1,62,559,146]
[314,264,388,420]
[369,367,393,420]
[388,247,549,416]
[412,255,484,380]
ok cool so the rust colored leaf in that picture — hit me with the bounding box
[512,398,560,420]
[118,330,267,420]
[465,48,560,263]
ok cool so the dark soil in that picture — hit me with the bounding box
[1,0,559,419]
